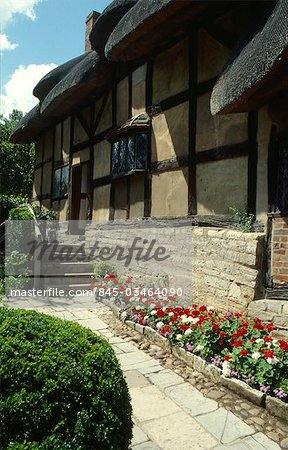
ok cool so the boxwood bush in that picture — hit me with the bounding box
[0,308,132,449]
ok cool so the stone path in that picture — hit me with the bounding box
[4,296,283,450]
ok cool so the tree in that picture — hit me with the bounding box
[0,110,35,222]
[0,110,35,197]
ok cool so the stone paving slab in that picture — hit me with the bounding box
[196,408,255,444]
[117,351,153,370]
[141,410,219,450]
[74,317,109,330]
[165,382,218,417]
[130,385,181,422]
[124,370,151,389]
[131,425,150,446]
[147,368,184,389]
[114,342,139,353]
[243,432,282,450]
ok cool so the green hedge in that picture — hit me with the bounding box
[0,308,132,449]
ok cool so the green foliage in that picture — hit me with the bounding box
[230,207,255,232]
[0,111,35,199]
[94,261,117,278]
[9,206,34,220]
[0,308,133,450]
[31,204,57,221]
[0,194,28,223]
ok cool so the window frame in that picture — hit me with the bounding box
[52,164,69,200]
[111,130,149,178]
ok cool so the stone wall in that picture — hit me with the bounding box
[248,300,288,337]
[192,227,265,312]
[48,220,265,313]
[271,216,288,284]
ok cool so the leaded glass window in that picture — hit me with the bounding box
[111,132,148,176]
[53,165,69,199]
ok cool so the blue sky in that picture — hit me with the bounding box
[1,0,111,117]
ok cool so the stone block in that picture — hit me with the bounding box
[125,319,135,329]
[220,376,265,406]
[171,345,194,368]
[193,354,208,374]
[144,327,171,352]
[266,395,288,423]
[135,323,145,334]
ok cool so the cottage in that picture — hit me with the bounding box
[10,0,288,330]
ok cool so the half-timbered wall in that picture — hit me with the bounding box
[32,5,270,226]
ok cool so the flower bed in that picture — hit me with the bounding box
[126,304,288,403]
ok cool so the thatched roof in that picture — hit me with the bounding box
[11,0,286,144]
[211,0,288,114]
[90,0,138,55]
[105,0,208,62]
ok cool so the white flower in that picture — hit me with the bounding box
[252,352,261,360]
[191,317,200,325]
[207,306,215,312]
[256,338,264,344]
[272,339,278,346]
[168,312,174,317]
[195,344,204,352]
[181,314,187,321]
[144,316,149,320]
[267,357,279,365]
[176,334,182,341]
[222,360,231,377]
[150,310,157,316]
[156,321,164,330]
[185,328,192,336]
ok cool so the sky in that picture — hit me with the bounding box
[0,0,111,118]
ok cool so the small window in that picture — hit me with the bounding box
[111,132,148,176]
[53,165,69,199]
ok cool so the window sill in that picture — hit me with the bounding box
[111,169,147,180]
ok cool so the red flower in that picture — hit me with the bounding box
[156,309,165,318]
[169,317,177,323]
[219,331,227,338]
[178,324,189,332]
[279,340,288,351]
[250,338,256,343]
[199,306,207,312]
[266,323,274,332]
[224,355,231,361]
[191,310,200,318]
[212,324,219,332]
[239,349,249,357]
[234,312,242,318]
[236,327,248,337]
[253,323,264,330]
[264,336,272,343]
[161,325,171,335]
[219,340,224,345]
[232,340,244,348]
[263,350,274,360]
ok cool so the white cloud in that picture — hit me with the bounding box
[0,34,18,51]
[0,63,57,118]
[0,0,43,29]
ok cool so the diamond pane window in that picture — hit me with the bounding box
[111,132,148,176]
[119,138,127,174]
[127,136,135,172]
[53,165,69,199]
[112,141,120,174]
[135,133,148,170]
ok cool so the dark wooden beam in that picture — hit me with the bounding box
[128,73,133,118]
[196,141,249,164]
[76,110,90,138]
[247,111,258,215]
[149,89,189,117]
[92,92,110,136]
[50,126,56,208]
[188,31,198,215]
[93,175,112,188]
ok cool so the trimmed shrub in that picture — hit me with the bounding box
[0,308,132,449]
